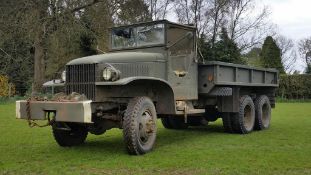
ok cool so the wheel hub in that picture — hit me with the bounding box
[139,111,155,143]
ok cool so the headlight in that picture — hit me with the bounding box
[61,71,66,82]
[102,66,120,81]
[103,67,113,81]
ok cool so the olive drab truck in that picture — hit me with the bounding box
[16,20,278,155]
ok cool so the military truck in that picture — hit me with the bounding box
[16,20,278,155]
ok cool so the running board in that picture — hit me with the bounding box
[176,109,205,115]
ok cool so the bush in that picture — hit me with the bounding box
[277,74,311,99]
[0,75,15,97]
[0,95,25,104]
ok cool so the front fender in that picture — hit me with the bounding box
[95,77,176,115]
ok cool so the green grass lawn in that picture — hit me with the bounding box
[0,103,311,175]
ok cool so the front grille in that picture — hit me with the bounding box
[66,64,96,100]
[111,64,150,78]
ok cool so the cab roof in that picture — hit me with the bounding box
[111,20,196,30]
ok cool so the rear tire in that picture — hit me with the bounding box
[123,97,157,155]
[232,95,255,134]
[204,106,220,122]
[169,117,188,129]
[187,116,204,126]
[254,95,271,130]
[162,116,203,129]
[222,113,234,133]
[161,117,174,129]
[52,122,88,147]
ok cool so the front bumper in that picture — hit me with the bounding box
[16,100,93,123]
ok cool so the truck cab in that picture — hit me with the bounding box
[16,20,278,155]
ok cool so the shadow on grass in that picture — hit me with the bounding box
[72,122,227,155]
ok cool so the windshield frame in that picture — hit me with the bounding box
[109,21,167,51]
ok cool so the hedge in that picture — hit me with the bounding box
[1,74,310,100]
[0,75,15,97]
[277,74,311,100]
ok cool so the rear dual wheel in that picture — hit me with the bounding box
[222,95,255,134]
[232,95,256,134]
[161,117,188,129]
[161,116,206,129]
[254,95,271,130]
[222,113,234,133]
[222,95,271,134]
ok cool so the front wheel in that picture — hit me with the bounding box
[123,97,157,155]
[52,122,88,147]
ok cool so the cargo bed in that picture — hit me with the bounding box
[198,61,278,94]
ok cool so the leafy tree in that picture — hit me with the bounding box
[244,47,262,67]
[197,34,211,61]
[1,0,109,93]
[199,28,245,64]
[0,1,34,95]
[305,64,311,74]
[117,0,152,24]
[261,36,285,74]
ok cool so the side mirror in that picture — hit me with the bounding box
[186,32,193,39]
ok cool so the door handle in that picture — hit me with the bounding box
[174,70,187,77]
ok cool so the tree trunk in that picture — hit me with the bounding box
[32,30,46,93]
[211,2,219,48]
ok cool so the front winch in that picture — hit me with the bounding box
[16,92,93,127]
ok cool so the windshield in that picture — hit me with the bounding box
[111,23,165,49]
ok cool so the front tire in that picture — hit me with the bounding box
[123,97,157,155]
[52,122,88,147]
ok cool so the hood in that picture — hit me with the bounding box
[67,52,165,65]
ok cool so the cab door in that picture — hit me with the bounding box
[166,24,198,100]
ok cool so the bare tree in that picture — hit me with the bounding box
[173,0,274,51]
[298,37,311,65]
[225,0,275,50]
[174,0,192,24]
[174,0,210,36]
[146,0,171,20]
[209,0,228,47]
[276,35,297,73]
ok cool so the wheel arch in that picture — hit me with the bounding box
[95,77,176,114]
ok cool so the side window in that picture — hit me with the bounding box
[167,25,194,55]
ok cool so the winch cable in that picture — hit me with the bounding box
[26,97,54,128]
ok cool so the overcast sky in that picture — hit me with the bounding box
[166,0,310,72]
[260,0,311,71]
[261,0,311,40]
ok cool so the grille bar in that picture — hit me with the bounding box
[66,64,96,100]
